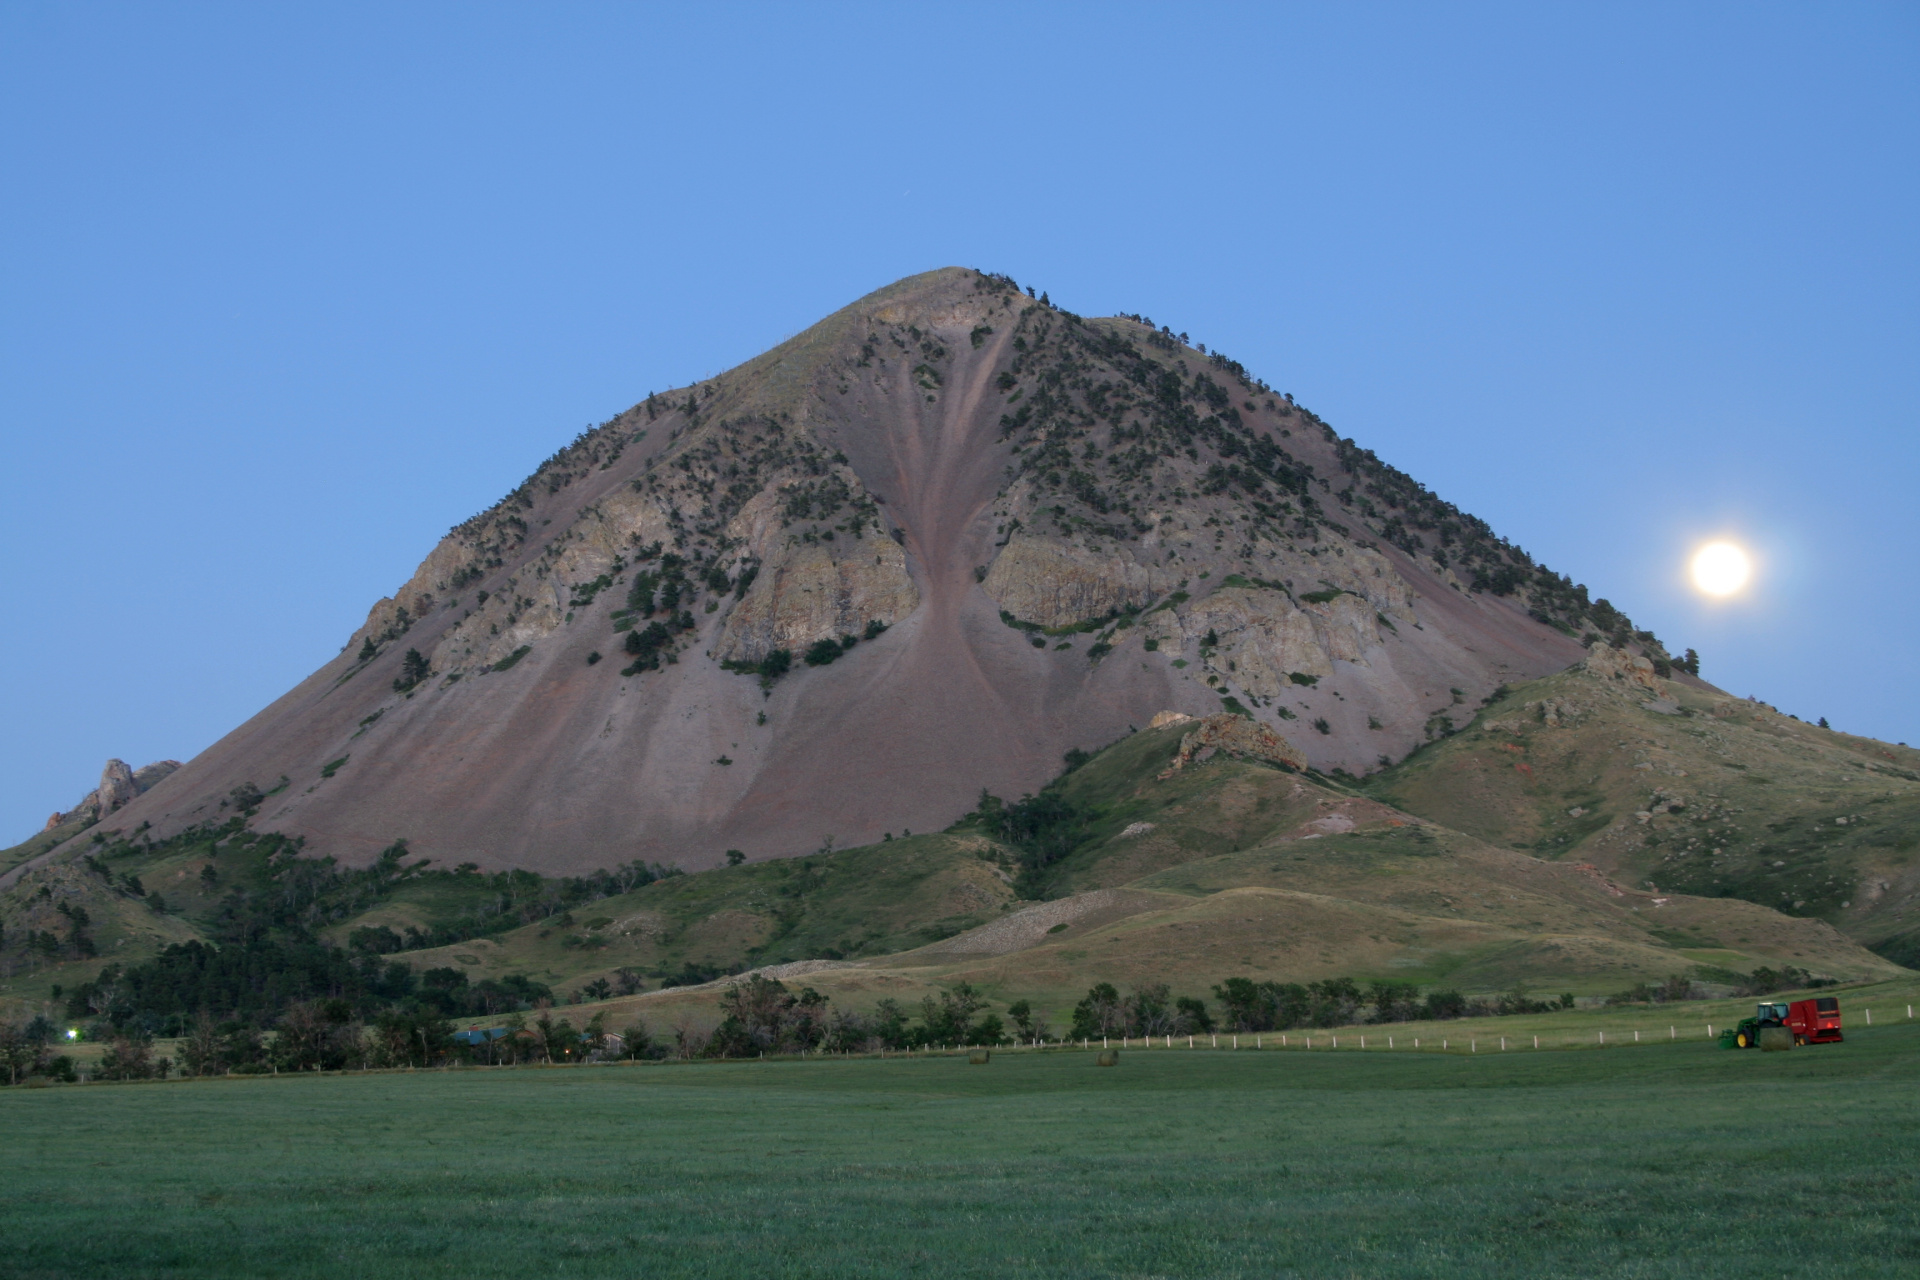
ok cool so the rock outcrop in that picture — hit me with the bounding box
[1583,642,1659,691]
[714,539,918,664]
[44,758,182,829]
[983,537,1169,629]
[1161,713,1308,775]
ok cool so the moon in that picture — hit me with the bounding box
[1690,542,1752,597]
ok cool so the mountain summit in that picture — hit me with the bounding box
[69,269,1677,872]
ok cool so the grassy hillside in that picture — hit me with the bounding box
[0,818,90,878]
[5,1024,1917,1278]
[392,831,1019,991]
[368,719,1904,1035]
[5,711,1908,1033]
[1362,662,1920,963]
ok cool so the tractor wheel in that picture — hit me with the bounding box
[1736,1031,1750,1048]
[1795,1034,1808,1047]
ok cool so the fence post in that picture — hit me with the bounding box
[1500,1037,1505,1051]
[1670,1026,1675,1040]
[1866,1009,1872,1025]
[1599,1031,1605,1045]
[1389,1036,1394,1049]
[1533,1035,1538,1049]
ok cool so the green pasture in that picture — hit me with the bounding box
[5,1024,1917,1278]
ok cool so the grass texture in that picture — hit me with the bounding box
[4,1024,1917,1278]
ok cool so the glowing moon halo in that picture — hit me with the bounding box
[1690,542,1751,597]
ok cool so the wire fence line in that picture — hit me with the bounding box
[872,1005,1914,1058]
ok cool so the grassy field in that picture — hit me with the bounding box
[5,1024,1916,1278]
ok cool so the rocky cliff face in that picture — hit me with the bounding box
[44,758,181,830]
[54,269,1675,874]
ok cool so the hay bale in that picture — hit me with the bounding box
[1096,1049,1119,1067]
[1759,1026,1794,1052]
[968,1050,991,1065]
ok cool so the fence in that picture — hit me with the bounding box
[897,1005,1913,1057]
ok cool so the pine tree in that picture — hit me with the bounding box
[356,636,377,662]
[393,648,430,692]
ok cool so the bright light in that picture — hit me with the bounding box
[1690,542,1752,597]
[66,1029,78,1040]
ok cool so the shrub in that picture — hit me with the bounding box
[617,1021,655,1059]
[863,618,889,640]
[804,638,844,667]
[725,850,746,867]
[1288,672,1319,687]
[356,637,377,663]
[1312,718,1330,734]
[490,646,532,672]
[97,1034,162,1081]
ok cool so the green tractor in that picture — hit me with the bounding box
[1720,1002,1789,1049]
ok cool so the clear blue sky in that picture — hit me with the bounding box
[3,4,1915,841]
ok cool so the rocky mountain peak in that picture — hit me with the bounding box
[58,269,1678,874]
